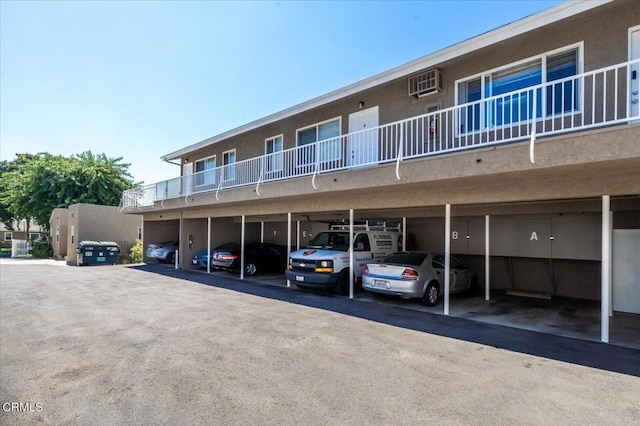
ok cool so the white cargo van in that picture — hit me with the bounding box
[286,224,401,295]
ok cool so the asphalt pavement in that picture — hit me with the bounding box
[1,259,639,425]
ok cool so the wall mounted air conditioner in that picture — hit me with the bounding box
[408,69,442,98]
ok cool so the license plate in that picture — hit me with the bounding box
[373,279,388,288]
[97,257,106,262]
[295,276,304,282]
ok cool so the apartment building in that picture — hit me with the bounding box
[120,0,640,343]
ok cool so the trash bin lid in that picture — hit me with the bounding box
[77,240,120,248]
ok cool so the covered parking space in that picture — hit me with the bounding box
[161,195,639,348]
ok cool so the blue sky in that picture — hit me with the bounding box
[1,0,562,184]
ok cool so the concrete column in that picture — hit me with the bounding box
[240,215,245,280]
[207,217,211,274]
[287,213,291,288]
[601,195,611,343]
[349,209,354,300]
[260,221,264,243]
[177,212,183,270]
[296,221,300,251]
[402,217,407,251]
[485,215,490,301]
[444,204,451,315]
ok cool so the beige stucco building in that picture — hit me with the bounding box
[120,0,640,343]
[50,204,142,265]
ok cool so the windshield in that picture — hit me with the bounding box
[307,232,349,251]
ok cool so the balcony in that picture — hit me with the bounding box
[120,59,640,211]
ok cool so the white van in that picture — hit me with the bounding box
[286,224,401,295]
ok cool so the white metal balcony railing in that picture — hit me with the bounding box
[120,59,640,211]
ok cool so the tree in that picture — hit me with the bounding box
[0,151,136,232]
[0,160,16,230]
[0,155,39,231]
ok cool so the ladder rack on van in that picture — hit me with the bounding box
[330,222,401,232]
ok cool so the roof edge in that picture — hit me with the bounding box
[162,0,611,161]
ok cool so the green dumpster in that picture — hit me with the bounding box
[76,241,120,266]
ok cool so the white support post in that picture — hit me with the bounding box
[287,213,291,288]
[485,215,490,301]
[240,215,245,280]
[260,221,264,243]
[609,211,613,317]
[444,204,451,315]
[601,195,611,343]
[402,217,407,251]
[207,217,211,274]
[349,209,354,300]
[177,212,182,270]
[296,221,300,251]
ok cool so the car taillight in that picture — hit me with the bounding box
[221,254,237,260]
[363,265,369,276]
[400,268,419,280]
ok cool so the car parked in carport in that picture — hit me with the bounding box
[213,242,287,276]
[362,252,477,306]
[192,242,237,268]
[146,240,179,264]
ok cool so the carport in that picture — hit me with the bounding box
[143,215,180,263]
[165,195,639,347]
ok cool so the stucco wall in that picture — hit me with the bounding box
[178,2,639,172]
[65,204,142,265]
[49,208,69,259]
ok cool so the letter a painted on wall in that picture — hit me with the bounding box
[530,231,538,241]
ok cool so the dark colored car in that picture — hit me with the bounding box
[212,242,287,276]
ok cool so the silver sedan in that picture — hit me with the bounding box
[362,252,477,306]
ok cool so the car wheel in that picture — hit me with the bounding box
[166,252,175,265]
[245,262,258,276]
[421,281,439,306]
[335,270,350,296]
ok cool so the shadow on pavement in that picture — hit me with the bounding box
[131,263,640,378]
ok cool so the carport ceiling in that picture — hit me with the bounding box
[235,196,639,223]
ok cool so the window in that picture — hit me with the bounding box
[29,233,39,241]
[354,234,371,251]
[456,44,581,132]
[194,156,216,186]
[223,149,236,181]
[4,232,12,241]
[265,135,283,173]
[56,226,59,242]
[138,227,143,240]
[296,118,341,166]
[71,226,75,244]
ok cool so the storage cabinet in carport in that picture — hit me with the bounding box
[76,241,120,266]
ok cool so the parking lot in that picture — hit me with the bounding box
[1,259,639,425]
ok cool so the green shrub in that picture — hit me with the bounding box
[118,254,131,264]
[130,239,143,263]
[31,242,53,258]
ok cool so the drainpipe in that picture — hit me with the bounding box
[163,158,182,166]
